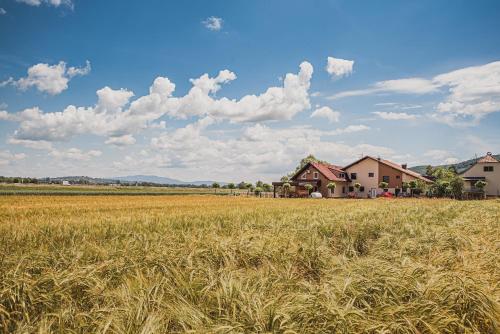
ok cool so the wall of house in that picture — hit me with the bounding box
[378,163,403,195]
[345,158,379,198]
[461,163,500,196]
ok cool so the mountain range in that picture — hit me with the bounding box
[409,154,500,175]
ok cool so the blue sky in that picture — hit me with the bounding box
[1,0,499,182]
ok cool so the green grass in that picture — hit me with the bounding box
[0,196,498,333]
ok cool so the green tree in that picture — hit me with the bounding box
[354,182,361,196]
[262,183,272,192]
[256,180,264,188]
[238,182,246,189]
[254,186,263,197]
[227,183,235,194]
[379,181,389,191]
[475,180,487,199]
[212,182,220,194]
[327,182,336,197]
[304,184,313,195]
[280,175,289,182]
[402,182,409,193]
[245,183,254,195]
[409,180,417,196]
[449,176,464,199]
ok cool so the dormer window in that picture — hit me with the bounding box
[313,172,319,179]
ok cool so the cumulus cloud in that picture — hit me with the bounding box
[3,62,313,144]
[423,149,459,165]
[0,150,26,166]
[16,0,73,8]
[310,106,340,123]
[49,148,102,161]
[2,60,91,95]
[202,16,223,31]
[372,111,418,120]
[330,61,500,126]
[147,120,382,176]
[326,56,354,78]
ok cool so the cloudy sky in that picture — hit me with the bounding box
[1,0,500,182]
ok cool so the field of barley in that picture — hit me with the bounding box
[0,196,499,333]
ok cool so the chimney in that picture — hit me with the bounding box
[402,163,407,170]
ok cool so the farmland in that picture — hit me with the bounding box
[0,196,499,333]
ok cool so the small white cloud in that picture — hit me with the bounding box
[16,0,73,8]
[49,148,102,161]
[310,106,340,123]
[0,8,6,15]
[372,111,418,120]
[105,134,136,146]
[8,138,53,150]
[330,124,370,135]
[0,150,26,166]
[202,16,223,31]
[326,56,354,78]
[2,60,91,95]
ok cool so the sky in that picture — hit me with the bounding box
[1,0,500,182]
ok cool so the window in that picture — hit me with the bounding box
[350,173,357,180]
[484,166,494,172]
[340,173,345,178]
[368,172,374,177]
[342,186,346,193]
[301,173,306,179]
[382,176,390,183]
[396,175,400,179]
[359,186,365,192]
[348,186,354,192]
[313,172,319,179]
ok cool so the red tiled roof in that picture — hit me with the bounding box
[310,162,348,182]
[478,153,499,163]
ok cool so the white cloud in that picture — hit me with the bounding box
[0,150,26,166]
[0,8,6,15]
[202,16,223,31]
[330,124,370,135]
[7,138,53,150]
[444,157,459,164]
[147,121,390,177]
[330,61,500,126]
[330,78,439,100]
[310,106,340,123]
[2,60,91,95]
[372,111,418,120]
[3,61,313,143]
[16,0,72,8]
[326,56,354,78]
[49,148,102,161]
[105,134,136,146]
[423,149,459,165]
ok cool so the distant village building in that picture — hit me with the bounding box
[460,152,500,197]
[62,181,71,186]
[273,156,432,198]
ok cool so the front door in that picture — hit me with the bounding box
[370,188,377,198]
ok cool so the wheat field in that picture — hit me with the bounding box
[0,195,499,333]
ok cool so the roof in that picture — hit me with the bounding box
[478,152,499,163]
[343,156,432,183]
[292,161,348,182]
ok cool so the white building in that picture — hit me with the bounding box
[460,152,500,197]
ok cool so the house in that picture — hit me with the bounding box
[342,156,432,198]
[460,152,500,197]
[272,156,431,198]
[62,180,71,186]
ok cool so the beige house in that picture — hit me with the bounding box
[273,156,431,198]
[343,156,432,198]
[460,152,500,197]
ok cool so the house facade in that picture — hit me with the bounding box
[460,152,500,197]
[273,156,431,198]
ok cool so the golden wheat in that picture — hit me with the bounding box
[0,196,499,333]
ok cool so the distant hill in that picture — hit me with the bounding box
[410,154,500,175]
